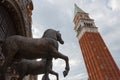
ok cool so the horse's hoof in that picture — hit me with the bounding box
[63,71,68,77]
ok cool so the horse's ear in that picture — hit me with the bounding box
[57,31,60,33]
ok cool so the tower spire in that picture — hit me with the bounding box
[74,3,86,16]
[73,4,120,80]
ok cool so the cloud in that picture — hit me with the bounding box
[107,0,120,10]
[67,73,88,80]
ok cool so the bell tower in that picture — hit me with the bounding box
[73,4,120,80]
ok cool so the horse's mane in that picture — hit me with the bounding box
[42,29,58,41]
[42,29,55,37]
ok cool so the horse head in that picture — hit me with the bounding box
[42,29,64,44]
[56,31,64,44]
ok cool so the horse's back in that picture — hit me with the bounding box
[3,35,42,50]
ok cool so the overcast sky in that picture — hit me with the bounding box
[32,0,120,80]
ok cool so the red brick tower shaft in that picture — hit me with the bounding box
[73,4,120,80]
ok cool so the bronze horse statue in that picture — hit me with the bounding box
[11,58,58,80]
[0,29,70,80]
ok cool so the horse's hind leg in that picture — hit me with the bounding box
[1,50,17,80]
[18,75,24,80]
[1,56,14,80]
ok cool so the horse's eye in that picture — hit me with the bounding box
[59,34,61,37]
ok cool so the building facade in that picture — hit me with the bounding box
[0,0,37,80]
[73,4,120,80]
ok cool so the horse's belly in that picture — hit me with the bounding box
[29,69,45,75]
[17,50,48,59]
[28,65,45,75]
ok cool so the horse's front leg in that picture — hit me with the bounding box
[53,51,70,77]
[49,70,59,80]
[42,74,50,80]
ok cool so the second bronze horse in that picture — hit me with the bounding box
[11,58,58,80]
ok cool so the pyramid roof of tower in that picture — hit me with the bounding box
[74,4,86,16]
